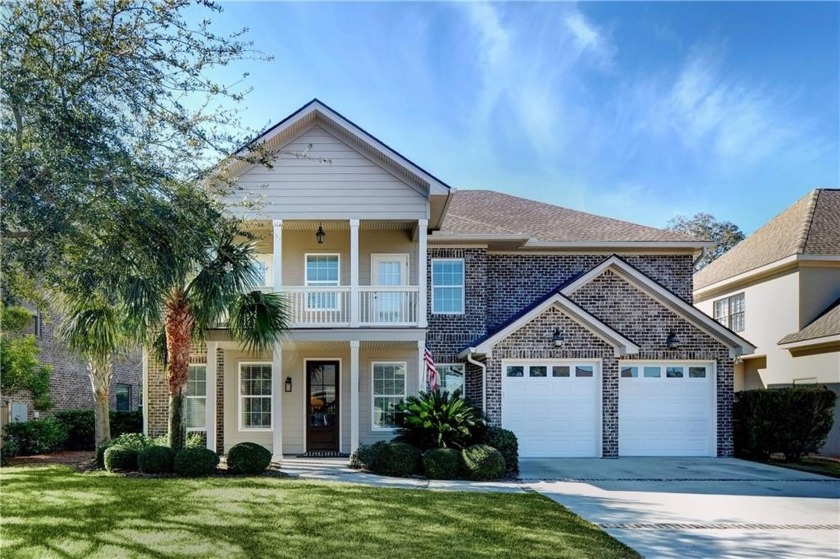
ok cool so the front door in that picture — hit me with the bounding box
[371,254,409,323]
[306,360,340,451]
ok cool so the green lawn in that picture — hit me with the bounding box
[767,457,840,479]
[1,466,639,559]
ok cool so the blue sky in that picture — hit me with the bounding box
[194,1,839,233]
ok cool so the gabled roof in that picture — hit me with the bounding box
[695,189,840,289]
[459,290,641,358]
[562,256,756,358]
[435,190,706,245]
[778,296,840,348]
[225,99,451,197]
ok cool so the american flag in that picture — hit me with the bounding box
[424,345,439,391]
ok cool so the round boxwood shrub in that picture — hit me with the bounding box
[422,448,461,480]
[104,445,139,472]
[461,444,505,481]
[376,442,421,477]
[138,446,175,474]
[96,433,155,468]
[174,447,220,477]
[483,427,519,476]
[349,441,388,471]
[227,442,272,475]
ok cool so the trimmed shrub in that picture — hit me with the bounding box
[227,442,272,475]
[138,446,175,474]
[54,409,96,450]
[422,448,461,480]
[150,432,206,448]
[377,442,421,477]
[174,447,219,476]
[110,411,143,437]
[735,386,837,461]
[461,444,505,481]
[484,427,519,476]
[2,417,67,456]
[104,445,139,472]
[349,441,388,471]
[96,433,155,468]
[395,389,485,451]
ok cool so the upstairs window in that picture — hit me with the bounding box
[306,254,340,310]
[714,293,745,332]
[250,254,273,288]
[431,259,464,314]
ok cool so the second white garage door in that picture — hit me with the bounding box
[619,362,716,457]
[502,361,600,458]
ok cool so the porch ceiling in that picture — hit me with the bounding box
[241,219,416,232]
[284,340,419,352]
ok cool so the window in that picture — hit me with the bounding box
[714,293,745,332]
[575,365,594,378]
[621,366,639,378]
[552,366,570,377]
[137,385,143,410]
[250,254,273,288]
[621,363,711,380]
[431,259,464,314]
[186,365,207,430]
[306,254,340,310]
[643,366,661,378]
[115,384,131,411]
[530,366,548,377]
[438,364,465,395]
[372,362,406,429]
[506,365,525,377]
[666,366,684,378]
[240,363,272,429]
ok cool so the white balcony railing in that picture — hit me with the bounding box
[280,286,420,327]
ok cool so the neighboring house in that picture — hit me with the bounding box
[144,100,754,459]
[694,189,840,455]
[2,306,143,424]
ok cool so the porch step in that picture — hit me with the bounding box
[297,451,349,458]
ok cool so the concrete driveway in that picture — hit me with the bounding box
[521,458,840,559]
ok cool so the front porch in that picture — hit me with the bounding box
[152,335,430,460]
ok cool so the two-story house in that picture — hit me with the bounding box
[143,100,754,459]
[694,189,840,455]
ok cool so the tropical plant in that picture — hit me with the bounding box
[394,389,485,451]
[0,304,52,410]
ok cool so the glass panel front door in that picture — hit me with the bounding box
[371,255,408,323]
[306,361,339,451]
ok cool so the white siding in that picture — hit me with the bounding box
[224,126,428,220]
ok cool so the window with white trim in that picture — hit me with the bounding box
[620,363,710,380]
[185,364,207,430]
[115,384,131,411]
[431,259,464,314]
[306,254,340,310]
[438,364,465,395]
[372,362,406,429]
[240,363,272,429]
[250,254,273,288]
[714,293,745,332]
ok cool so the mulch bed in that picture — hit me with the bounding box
[7,450,97,472]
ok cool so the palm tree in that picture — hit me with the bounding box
[128,221,290,450]
[59,293,128,447]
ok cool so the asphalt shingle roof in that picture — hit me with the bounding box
[438,190,699,243]
[695,189,840,289]
[779,297,840,344]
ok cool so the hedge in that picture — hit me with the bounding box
[734,386,836,461]
[2,417,67,457]
[174,447,219,476]
[227,442,272,475]
[461,444,505,481]
[483,427,519,476]
[376,442,421,477]
[422,448,461,480]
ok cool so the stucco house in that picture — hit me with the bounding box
[143,100,754,459]
[694,189,840,455]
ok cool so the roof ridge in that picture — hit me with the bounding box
[795,189,821,254]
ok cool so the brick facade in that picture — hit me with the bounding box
[146,344,208,438]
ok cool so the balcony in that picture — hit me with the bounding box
[283,286,421,327]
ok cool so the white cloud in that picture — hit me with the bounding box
[564,11,615,66]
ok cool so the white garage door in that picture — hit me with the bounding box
[502,361,600,458]
[619,362,715,457]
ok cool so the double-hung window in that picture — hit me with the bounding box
[240,363,272,429]
[713,293,745,332]
[185,365,207,430]
[115,384,131,411]
[306,254,340,310]
[431,259,464,314]
[438,364,465,395]
[250,254,273,288]
[372,362,406,429]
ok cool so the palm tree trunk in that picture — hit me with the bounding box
[165,294,194,450]
[88,357,113,448]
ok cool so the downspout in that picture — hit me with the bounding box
[465,348,487,414]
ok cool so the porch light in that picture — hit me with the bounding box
[552,328,565,347]
[285,377,293,392]
[315,223,326,244]
[666,331,682,350]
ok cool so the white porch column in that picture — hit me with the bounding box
[272,342,283,460]
[272,219,283,291]
[417,339,426,394]
[417,219,428,328]
[205,342,217,453]
[350,219,360,327]
[350,340,360,453]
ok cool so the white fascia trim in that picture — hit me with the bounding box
[694,255,840,299]
[457,294,640,359]
[562,256,756,357]
[778,334,840,350]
